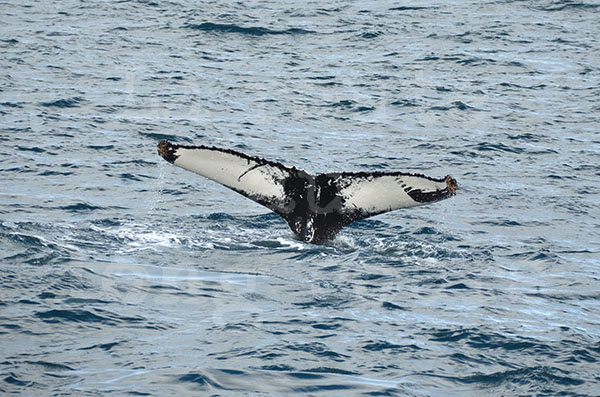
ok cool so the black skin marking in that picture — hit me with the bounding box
[278,172,352,243]
[157,140,457,244]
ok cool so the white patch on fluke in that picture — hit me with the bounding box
[173,146,288,202]
[338,174,448,214]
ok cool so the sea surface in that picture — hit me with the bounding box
[1,0,599,395]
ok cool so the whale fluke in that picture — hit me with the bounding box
[157,140,457,243]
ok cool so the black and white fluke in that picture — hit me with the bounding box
[158,140,457,244]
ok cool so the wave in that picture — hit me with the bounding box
[538,2,600,12]
[430,101,478,111]
[175,367,372,394]
[389,6,431,11]
[184,22,314,36]
[454,366,584,387]
[40,97,85,108]
[34,308,155,328]
[57,202,105,212]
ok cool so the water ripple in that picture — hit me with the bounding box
[1,0,598,395]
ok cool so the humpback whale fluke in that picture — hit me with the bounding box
[157,140,457,244]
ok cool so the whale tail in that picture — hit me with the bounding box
[157,140,457,243]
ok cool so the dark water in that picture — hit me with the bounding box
[2,0,599,395]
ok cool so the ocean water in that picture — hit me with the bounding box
[1,0,599,395]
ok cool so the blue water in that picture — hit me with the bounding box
[1,0,599,395]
